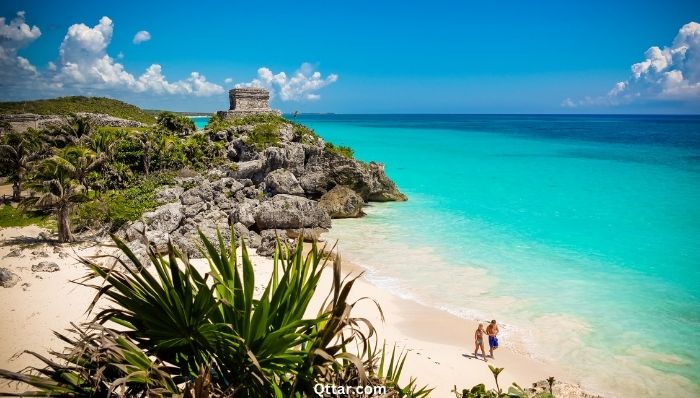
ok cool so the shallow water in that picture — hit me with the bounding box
[296,114,700,398]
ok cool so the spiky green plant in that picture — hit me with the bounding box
[0,231,433,397]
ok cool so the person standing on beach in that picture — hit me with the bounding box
[486,319,499,359]
[474,323,487,361]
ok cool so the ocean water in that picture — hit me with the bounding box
[292,114,700,398]
[192,116,210,130]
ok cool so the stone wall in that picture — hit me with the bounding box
[221,87,280,118]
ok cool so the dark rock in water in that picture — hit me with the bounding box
[264,169,304,196]
[0,267,20,288]
[32,261,60,272]
[254,194,331,230]
[319,185,365,218]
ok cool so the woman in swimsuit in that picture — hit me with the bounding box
[474,323,487,361]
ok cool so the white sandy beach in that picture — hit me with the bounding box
[0,225,592,396]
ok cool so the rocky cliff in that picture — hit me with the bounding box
[118,117,405,259]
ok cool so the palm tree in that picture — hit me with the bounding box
[0,132,41,201]
[128,130,156,176]
[46,114,94,148]
[24,156,87,242]
[60,146,105,192]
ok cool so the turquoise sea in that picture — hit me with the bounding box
[200,114,700,397]
[294,115,700,398]
[192,116,210,130]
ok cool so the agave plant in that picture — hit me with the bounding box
[0,230,433,397]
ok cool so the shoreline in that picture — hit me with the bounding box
[0,225,597,397]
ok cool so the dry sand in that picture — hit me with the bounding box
[0,225,591,396]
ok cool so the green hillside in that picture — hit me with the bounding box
[0,96,155,124]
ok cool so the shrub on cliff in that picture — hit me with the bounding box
[246,122,280,150]
[156,111,196,134]
[325,142,354,158]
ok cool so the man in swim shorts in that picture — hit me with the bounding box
[486,319,499,359]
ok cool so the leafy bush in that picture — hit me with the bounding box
[73,173,174,231]
[325,142,354,158]
[205,112,289,132]
[452,366,555,398]
[156,111,195,134]
[0,96,155,124]
[246,123,280,150]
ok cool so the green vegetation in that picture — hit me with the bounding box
[246,122,280,150]
[23,155,89,242]
[1,106,223,236]
[0,205,51,228]
[73,173,174,231]
[0,232,431,397]
[205,112,289,133]
[156,111,195,134]
[452,367,555,398]
[324,142,354,158]
[0,96,155,124]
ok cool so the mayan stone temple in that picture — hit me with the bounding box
[217,87,281,119]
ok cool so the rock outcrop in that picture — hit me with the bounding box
[0,113,144,133]
[319,185,365,218]
[118,115,405,258]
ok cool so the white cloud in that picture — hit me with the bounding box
[224,77,233,84]
[0,12,223,98]
[237,62,338,101]
[0,11,41,82]
[566,21,700,107]
[51,16,223,96]
[132,30,151,44]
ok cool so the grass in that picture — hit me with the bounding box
[0,96,156,124]
[245,123,280,150]
[324,142,354,158]
[0,204,52,228]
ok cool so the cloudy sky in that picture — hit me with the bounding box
[1,0,699,113]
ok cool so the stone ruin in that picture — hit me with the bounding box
[217,87,281,119]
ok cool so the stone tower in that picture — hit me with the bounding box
[218,87,280,119]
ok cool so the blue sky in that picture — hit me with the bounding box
[1,0,699,113]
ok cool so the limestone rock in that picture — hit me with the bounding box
[285,228,328,242]
[32,261,60,272]
[319,185,365,218]
[264,169,304,196]
[143,203,183,235]
[256,229,296,257]
[253,194,331,230]
[156,186,184,204]
[0,267,20,288]
[528,380,603,398]
[229,199,260,228]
